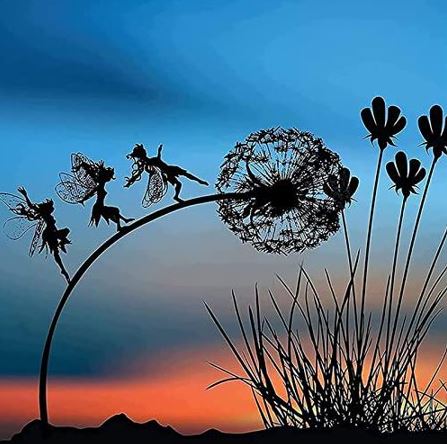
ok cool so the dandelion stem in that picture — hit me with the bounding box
[38,191,251,427]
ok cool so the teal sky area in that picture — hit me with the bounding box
[0,0,446,417]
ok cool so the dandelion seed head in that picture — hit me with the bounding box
[216,127,345,254]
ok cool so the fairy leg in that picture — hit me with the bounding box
[181,171,208,186]
[172,179,183,202]
[53,251,70,283]
[108,208,134,231]
[119,214,134,223]
[108,211,121,231]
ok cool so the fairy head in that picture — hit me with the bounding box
[127,144,147,161]
[97,163,115,183]
[37,199,55,215]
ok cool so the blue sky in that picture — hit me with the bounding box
[0,0,447,382]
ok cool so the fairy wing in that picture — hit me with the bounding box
[142,167,168,208]
[0,192,44,255]
[56,173,93,204]
[29,219,45,257]
[0,192,40,220]
[0,192,26,214]
[71,153,98,189]
[3,216,38,240]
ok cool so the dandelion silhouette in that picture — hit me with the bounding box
[216,127,344,254]
[56,153,134,231]
[125,143,209,206]
[0,187,71,282]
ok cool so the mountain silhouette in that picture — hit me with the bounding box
[2,414,447,443]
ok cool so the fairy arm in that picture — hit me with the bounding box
[124,164,144,188]
[17,187,38,209]
[157,144,163,159]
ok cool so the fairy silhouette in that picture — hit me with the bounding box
[0,187,71,282]
[56,153,134,231]
[125,143,209,206]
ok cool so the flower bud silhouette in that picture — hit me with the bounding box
[361,96,406,150]
[386,151,426,199]
[418,105,447,160]
[323,167,359,210]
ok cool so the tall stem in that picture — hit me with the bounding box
[384,197,407,363]
[342,210,354,284]
[389,158,437,354]
[359,148,384,350]
[341,210,357,350]
[38,191,248,426]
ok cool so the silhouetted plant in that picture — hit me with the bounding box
[323,166,359,210]
[386,151,426,199]
[395,105,447,336]
[324,167,360,336]
[361,96,406,150]
[208,98,447,434]
[418,105,447,160]
[359,97,407,350]
[206,272,447,432]
[216,127,344,254]
[384,151,426,363]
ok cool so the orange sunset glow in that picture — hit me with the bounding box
[0,346,261,439]
[1,341,446,440]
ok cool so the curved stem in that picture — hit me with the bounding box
[39,191,249,426]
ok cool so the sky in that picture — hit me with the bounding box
[1,0,447,439]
